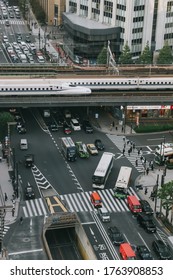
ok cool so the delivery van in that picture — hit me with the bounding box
[20,139,28,150]
[119,243,136,260]
[127,195,142,213]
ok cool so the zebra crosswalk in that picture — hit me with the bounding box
[60,187,140,213]
[22,198,49,218]
[107,135,148,172]
[0,19,25,25]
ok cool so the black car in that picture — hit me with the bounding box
[137,212,156,233]
[63,122,72,134]
[152,240,171,260]
[25,154,34,167]
[25,185,35,200]
[17,124,26,134]
[48,123,58,132]
[83,120,93,133]
[108,226,124,245]
[140,199,153,215]
[137,245,153,260]
[94,139,104,151]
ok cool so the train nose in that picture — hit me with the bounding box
[86,88,91,94]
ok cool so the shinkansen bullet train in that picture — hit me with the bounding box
[0,77,173,96]
[0,79,91,96]
[60,77,173,91]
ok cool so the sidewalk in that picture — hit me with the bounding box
[90,109,135,135]
[0,159,19,226]
[135,168,173,225]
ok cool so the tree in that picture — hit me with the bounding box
[97,45,107,65]
[157,181,173,219]
[30,0,46,24]
[0,112,14,141]
[157,41,173,65]
[119,43,132,64]
[138,42,152,64]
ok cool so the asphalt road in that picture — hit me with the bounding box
[9,108,171,260]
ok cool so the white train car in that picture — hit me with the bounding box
[0,78,91,96]
[58,77,173,91]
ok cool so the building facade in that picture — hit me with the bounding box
[37,0,66,26]
[63,0,173,61]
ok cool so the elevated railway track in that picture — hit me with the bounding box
[0,92,173,108]
[0,64,173,77]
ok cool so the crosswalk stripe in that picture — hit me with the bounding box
[38,198,47,215]
[26,200,33,216]
[30,199,38,216]
[23,198,48,217]
[104,189,118,212]
[35,199,43,216]
[60,188,141,213]
[81,192,92,211]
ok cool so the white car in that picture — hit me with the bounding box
[70,118,81,131]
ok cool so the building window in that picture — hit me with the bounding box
[134,5,145,11]
[167,1,173,12]
[165,22,173,28]
[132,27,143,34]
[54,5,58,17]
[164,33,173,39]
[132,38,142,45]
[116,15,125,22]
[117,3,126,11]
[133,16,144,22]
[69,1,77,13]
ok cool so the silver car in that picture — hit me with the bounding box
[98,207,111,222]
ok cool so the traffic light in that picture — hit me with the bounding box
[4,136,9,148]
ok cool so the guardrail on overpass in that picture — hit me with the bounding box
[0,94,173,107]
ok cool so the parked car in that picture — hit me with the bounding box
[137,245,153,260]
[152,240,171,260]
[75,141,89,158]
[94,139,104,150]
[137,212,156,233]
[82,119,93,133]
[140,199,153,215]
[108,226,124,245]
[25,185,35,200]
[87,144,98,155]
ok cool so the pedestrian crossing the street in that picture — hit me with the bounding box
[107,135,148,172]
[60,187,140,213]
[0,20,25,25]
[22,198,49,218]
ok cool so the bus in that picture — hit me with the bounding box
[154,143,173,168]
[92,152,114,189]
[113,166,132,199]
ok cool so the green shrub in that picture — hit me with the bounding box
[134,124,173,133]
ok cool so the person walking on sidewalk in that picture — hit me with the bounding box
[4,192,8,201]
[144,187,148,195]
[135,158,138,167]
[122,148,125,156]
[12,207,15,217]
[20,216,23,224]
[146,167,149,175]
